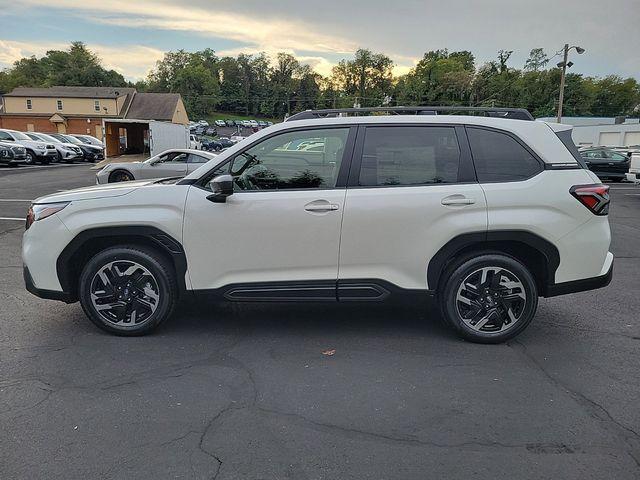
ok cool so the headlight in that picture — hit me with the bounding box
[25,202,70,230]
[36,144,46,149]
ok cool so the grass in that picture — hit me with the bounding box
[203,111,281,124]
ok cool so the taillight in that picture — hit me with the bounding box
[570,184,610,215]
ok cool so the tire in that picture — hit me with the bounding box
[24,150,35,165]
[439,253,538,344]
[78,245,178,336]
[108,170,134,183]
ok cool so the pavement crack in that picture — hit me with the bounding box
[509,339,640,467]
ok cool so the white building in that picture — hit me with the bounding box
[537,117,640,147]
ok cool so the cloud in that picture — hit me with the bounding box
[0,39,164,81]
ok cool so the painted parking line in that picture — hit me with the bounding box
[0,199,32,202]
[0,163,90,173]
[0,217,24,221]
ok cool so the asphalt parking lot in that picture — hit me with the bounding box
[1,164,639,479]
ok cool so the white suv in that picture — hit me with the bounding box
[22,107,613,343]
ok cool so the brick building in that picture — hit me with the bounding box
[0,86,189,141]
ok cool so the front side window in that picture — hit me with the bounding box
[56,99,63,111]
[0,131,12,141]
[228,128,349,191]
[358,126,460,186]
[467,127,542,182]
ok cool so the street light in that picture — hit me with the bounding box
[556,44,585,123]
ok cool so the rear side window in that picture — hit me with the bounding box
[359,126,460,186]
[467,127,542,182]
[555,128,587,168]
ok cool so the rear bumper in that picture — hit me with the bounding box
[625,172,640,183]
[545,253,613,297]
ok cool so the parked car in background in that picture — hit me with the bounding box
[25,132,83,163]
[189,134,202,150]
[625,152,640,184]
[71,134,103,147]
[96,149,217,183]
[225,119,236,127]
[197,120,209,126]
[0,140,27,166]
[580,147,630,182]
[205,127,217,136]
[0,128,57,165]
[214,120,226,127]
[258,121,267,127]
[203,137,235,152]
[48,133,104,162]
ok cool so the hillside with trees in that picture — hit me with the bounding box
[1,42,638,120]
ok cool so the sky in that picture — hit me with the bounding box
[0,0,638,81]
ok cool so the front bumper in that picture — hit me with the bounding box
[36,150,58,160]
[0,155,26,165]
[83,150,105,161]
[24,265,74,303]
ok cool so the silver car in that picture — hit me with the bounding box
[96,149,217,184]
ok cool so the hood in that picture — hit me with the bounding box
[34,179,155,204]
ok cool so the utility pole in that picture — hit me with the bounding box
[556,44,569,123]
[556,44,585,123]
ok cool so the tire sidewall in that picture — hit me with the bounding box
[442,253,538,343]
[78,247,176,335]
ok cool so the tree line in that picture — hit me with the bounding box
[1,41,638,120]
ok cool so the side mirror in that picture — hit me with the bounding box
[207,174,234,203]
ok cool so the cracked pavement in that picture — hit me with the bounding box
[1,165,639,479]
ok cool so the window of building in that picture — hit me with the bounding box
[56,99,63,111]
[26,99,32,110]
[467,127,543,182]
[94,100,100,112]
[358,126,461,186]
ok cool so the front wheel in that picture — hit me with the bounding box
[24,150,35,165]
[78,246,178,335]
[440,253,538,343]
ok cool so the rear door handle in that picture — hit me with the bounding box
[441,195,476,206]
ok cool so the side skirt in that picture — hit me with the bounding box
[193,279,432,303]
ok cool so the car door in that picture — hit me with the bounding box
[338,125,487,296]
[582,149,608,176]
[183,126,355,298]
[147,151,189,178]
[601,150,629,176]
[186,152,211,173]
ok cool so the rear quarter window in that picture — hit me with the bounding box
[467,127,543,182]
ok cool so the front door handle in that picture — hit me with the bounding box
[304,200,339,213]
[441,195,476,206]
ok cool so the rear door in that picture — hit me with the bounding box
[338,124,487,295]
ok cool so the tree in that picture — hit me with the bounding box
[524,48,549,72]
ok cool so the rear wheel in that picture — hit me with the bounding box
[78,246,177,335]
[440,253,538,343]
[109,170,134,182]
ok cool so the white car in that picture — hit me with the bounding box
[0,128,57,165]
[95,149,217,184]
[25,132,84,163]
[214,120,226,127]
[189,134,201,150]
[625,152,640,184]
[23,107,613,343]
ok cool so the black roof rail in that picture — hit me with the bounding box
[285,106,534,122]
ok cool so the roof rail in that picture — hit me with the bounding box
[285,106,534,122]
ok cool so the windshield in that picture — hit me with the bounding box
[11,131,31,140]
[38,133,62,143]
[62,135,83,145]
[73,135,102,146]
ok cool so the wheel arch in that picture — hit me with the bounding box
[108,168,135,182]
[427,231,560,297]
[56,226,187,302]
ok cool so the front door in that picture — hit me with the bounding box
[338,125,487,295]
[183,126,354,298]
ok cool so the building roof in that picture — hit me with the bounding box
[124,93,180,121]
[4,86,136,99]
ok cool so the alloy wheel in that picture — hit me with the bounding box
[455,266,526,334]
[89,260,160,327]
